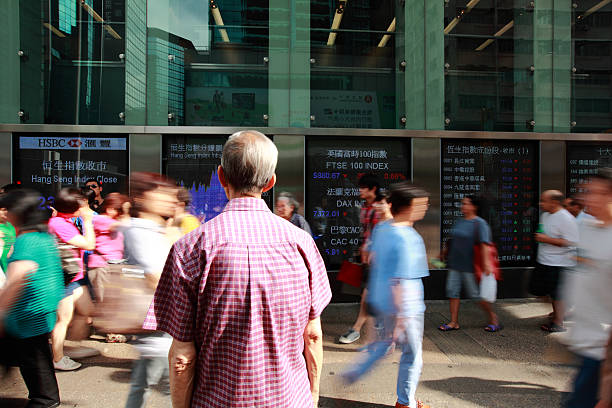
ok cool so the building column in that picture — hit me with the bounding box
[0,1,20,124]
[124,0,147,125]
[269,0,310,128]
[515,1,571,133]
[289,0,310,128]
[268,0,291,127]
[396,0,444,130]
[552,0,571,133]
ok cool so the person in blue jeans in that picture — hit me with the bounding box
[344,182,431,408]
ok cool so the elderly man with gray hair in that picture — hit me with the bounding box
[144,130,332,408]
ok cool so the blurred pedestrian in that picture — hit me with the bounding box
[85,179,104,213]
[123,172,178,408]
[339,173,382,344]
[439,195,500,332]
[48,188,96,371]
[0,189,64,407]
[0,197,16,276]
[144,130,332,408]
[530,190,579,332]
[564,196,595,224]
[595,333,612,408]
[564,170,612,408]
[275,191,312,234]
[88,193,129,304]
[344,183,431,408]
[173,187,200,235]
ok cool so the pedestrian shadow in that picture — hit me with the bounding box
[0,398,78,407]
[319,396,390,408]
[420,376,568,407]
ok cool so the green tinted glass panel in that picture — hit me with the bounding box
[571,1,612,133]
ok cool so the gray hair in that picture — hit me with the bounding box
[221,130,278,194]
[277,192,300,214]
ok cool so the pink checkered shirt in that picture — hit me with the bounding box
[144,197,332,408]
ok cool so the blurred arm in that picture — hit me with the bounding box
[66,208,96,250]
[303,317,323,407]
[168,339,197,408]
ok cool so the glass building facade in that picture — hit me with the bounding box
[2,0,610,132]
[1,0,611,301]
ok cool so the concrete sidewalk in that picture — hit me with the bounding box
[1,299,577,407]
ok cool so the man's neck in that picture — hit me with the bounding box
[226,187,262,201]
[549,206,561,214]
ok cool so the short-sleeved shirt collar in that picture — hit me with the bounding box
[222,197,270,213]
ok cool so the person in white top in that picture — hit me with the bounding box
[530,190,579,332]
[564,196,596,224]
[563,169,612,408]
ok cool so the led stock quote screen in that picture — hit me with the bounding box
[12,133,129,210]
[163,135,272,223]
[567,142,612,195]
[441,140,539,265]
[306,138,410,270]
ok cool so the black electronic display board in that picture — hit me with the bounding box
[12,133,129,209]
[162,135,272,223]
[567,142,612,195]
[441,140,539,265]
[306,138,410,269]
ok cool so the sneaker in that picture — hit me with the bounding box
[54,356,82,371]
[338,329,360,344]
[395,401,430,408]
[65,346,100,359]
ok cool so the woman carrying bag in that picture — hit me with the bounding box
[439,195,502,333]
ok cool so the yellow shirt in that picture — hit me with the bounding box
[180,214,201,235]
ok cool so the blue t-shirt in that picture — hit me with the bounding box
[447,217,492,273]
[367,221,429,316]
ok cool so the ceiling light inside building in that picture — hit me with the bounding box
[327,0,348,46]
[378,18,396,47]
[210,0,230,43]
[80,0,122,39]
[43,23,66,38]
[577,0,612,21]
[444,0,481,34]
[475,20,514,51]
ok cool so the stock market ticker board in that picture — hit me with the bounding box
[163,135,272,223]
[306,138,410,270]
[441,140,539,265]
[567,142,612,195]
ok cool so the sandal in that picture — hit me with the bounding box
[484,324,503,332]
[438,323,460,332]
[541,323,566,333]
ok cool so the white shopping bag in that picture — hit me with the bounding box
[479,273,497,303]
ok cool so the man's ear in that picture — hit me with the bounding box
[262,174,276,193]
[217,165,227,188]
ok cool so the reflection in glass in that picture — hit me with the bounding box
[311,0,396,129]
[572,0,612,133]
[41,0,126,124]
[148,0,268,126]
[444,1,533,131]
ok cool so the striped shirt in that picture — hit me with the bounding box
[144,197,332,407]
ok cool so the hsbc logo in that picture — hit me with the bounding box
[36,138,82,148]
[38,138,67,148]
[21,136,126,151]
